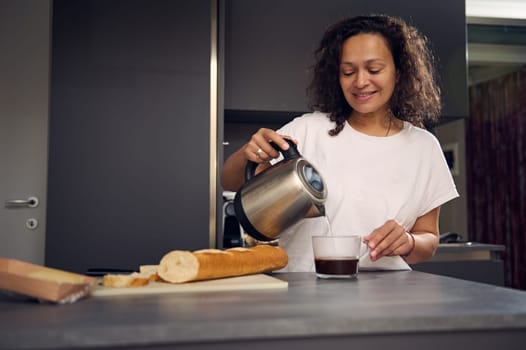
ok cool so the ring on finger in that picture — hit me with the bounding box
[256,148,263,158]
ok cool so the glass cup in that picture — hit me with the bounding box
[312,235,362,279]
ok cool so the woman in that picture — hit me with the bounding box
[221,15,458,271]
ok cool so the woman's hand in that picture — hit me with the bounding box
[362,208,440,263]
[220,128,295,191]
[362,220,414,261]
[241,128,295,163]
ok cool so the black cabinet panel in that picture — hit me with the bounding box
[47,0,212,273]
[224,0,467,120]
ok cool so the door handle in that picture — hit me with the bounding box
[5,196,39,208]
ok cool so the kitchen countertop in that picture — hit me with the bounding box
[1,271,526,350]
[437,242,505,252]
[431,242,505,261]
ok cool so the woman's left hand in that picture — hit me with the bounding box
[362,220,413,261]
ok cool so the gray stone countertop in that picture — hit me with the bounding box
[437,242,505,251]
[1,271,526,349]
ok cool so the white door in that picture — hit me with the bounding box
[0,0,51,264]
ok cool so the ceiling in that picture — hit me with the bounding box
[466,0,526,85]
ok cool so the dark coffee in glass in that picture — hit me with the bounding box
[314,257,359,278]
[312,235,362,279]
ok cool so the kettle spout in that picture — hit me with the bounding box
[305,203,325,218]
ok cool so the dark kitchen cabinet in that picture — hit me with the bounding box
[224,0,468,123]
[411,243,505,286]
[46,0,215,273]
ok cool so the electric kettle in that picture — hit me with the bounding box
[233,139,327,242]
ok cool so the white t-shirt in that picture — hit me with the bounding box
[274,111,459,272]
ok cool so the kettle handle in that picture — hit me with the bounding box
[245,139,300,181]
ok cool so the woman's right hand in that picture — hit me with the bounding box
[220,128,295,191]
[241,128,295,164]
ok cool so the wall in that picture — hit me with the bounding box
[436,120,469,240]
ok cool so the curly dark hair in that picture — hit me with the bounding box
[307,15,442,135]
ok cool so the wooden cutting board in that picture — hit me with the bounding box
[91,274,288,297]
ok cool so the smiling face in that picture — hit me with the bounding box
[339,33,397,118]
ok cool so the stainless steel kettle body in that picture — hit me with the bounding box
[234,139,327,242]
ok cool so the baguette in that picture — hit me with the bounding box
[139,265,160,282]
[158,245,288,283]
[102,272,152,288]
